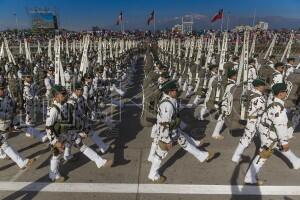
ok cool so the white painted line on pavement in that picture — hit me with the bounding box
[0,182,300,195]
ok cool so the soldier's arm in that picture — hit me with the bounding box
[24,86,34,100]
[271,106,289,146]
[45,108,59,145]
[44,78,52,90]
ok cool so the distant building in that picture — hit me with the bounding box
[254,21,269,30]
[172,24,182,33]
[232,21,269,32]
[233,25,252,32]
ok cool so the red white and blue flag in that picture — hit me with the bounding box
[211,9,224,23]
[147,10,155,25]
[116,11,123,25]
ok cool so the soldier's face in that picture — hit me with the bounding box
[55,92,68,103]
[169,89,177,98]
[256,85,266,93]
[277,91,288,100]
[276,66,284,72]
[0,89,4,97]
[75,89,83,97]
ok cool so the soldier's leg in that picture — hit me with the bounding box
[244,154,267,184]
[0,148,7,159]
[49,148,64,182]
[148,124,159,162]
[1,141,29,169]
[74,135,112,168]
[199,104,208,120]
[148,144,168,182]
[25,127,48,142]
[90,130,109,154]
[292,110,300,129]
[0,133,7,159]
[178,134,209,162]
[63,142,73,161]
[279,149,300,170]
[232,121,256,163]
[25,102,34,125]
[186,85,193,97]
[193,95,202,105]
[212,114,225,139]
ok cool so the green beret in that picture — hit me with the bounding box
[51,84,66,96]
[252,79,266,87]
[73,82,83,90]
[160,72,170,79]
[227,68,237,78]
[272,83,287,95]
[161,80,178,92]
[274,62,284,69]
[209,64,218,71]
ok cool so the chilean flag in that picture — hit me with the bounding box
[116,11,123,25]
[211,9,224,23]
[147,10,155,25]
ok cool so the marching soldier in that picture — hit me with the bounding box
[45,85,112,182]
[23,73,36,126]
[197,64,218,120]
[272,62,284,86]
[247,58,258,90]
[44,66,55,102]
[66,82,112,156]
[244,83,300,185]
[285,57,295,77]
[148,80,215,183]
[232,79,266,163]
[0,81,35,168]
[211,68,237,140]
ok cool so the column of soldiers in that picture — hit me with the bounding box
[0,33,143,182]
[143,32,300,185]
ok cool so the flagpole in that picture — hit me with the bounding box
[226,12,230,31]
[252,8,256,27]
[220,14,224,32]
[153,15,156,33]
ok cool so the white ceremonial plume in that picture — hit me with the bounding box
[54,36,65,86]
[48,39,52,61]
[264,33,277,59]
[79,35,90,76]
[24,39,32,63]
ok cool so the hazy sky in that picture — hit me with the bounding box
[0,0,300,30]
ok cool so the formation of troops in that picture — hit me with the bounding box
[0,29,300,186]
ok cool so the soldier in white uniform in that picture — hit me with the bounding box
[148,80,215,183]
[64,64,74,94]
[267,55,276,69]
[44,66,55,101]
[23,73,36,126]
[211,69,237,140]
[247,58,258,90]
[285,57,295,78]
[197,64,218,120]
[82,73,96,120]
[65,82,112,157]
[45,85,112,182]
[232,79,266,163]
[272,62,284,86]
[244,83,300,185]
[0,82,35,168]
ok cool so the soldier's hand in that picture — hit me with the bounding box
[166,143,173,151]
[54,142,65,152]
[282,144,290,152]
